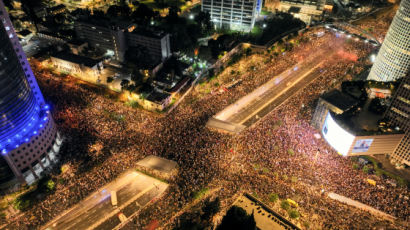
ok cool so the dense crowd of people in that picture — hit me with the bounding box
[354,6,396,43]
[225,51,409,228]
[4,16,409,230]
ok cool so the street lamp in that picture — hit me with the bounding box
[370,54,376,63]
[189,14,194,20]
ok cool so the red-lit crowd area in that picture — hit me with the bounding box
[5,16,408,230]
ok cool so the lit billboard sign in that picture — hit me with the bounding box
[352,139,373,153]
[322,113,355,156]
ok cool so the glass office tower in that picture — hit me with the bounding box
[0,2,61,185]
[367,0,410,82]
[385,72,410,166]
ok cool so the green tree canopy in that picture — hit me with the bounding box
[201,197,221,221]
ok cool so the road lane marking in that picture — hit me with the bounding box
[235,61,324,124]
[86,182,167,230]
[42,171,141,230]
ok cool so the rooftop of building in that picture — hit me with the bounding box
[17,29,32,37]
[75,15,134,30]
[52,52,101,68]
[320,89,359,113]
[234,193,300,230]
[152,58,190,90]
[146,90,171,104]
[48,4,66,12]
[324,89,403,136]
[366,80,396,90]
[127,26,168,39]
[37,30,65,39]
[67,39,87,46]
[281,0,321,6]
[75,14,168,38]
[153,73,183,87]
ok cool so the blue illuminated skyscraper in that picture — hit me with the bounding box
[0,2,61,185]
[256,0,263,14]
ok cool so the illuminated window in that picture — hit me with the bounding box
[391,107,408,118]
[398,96,410,105]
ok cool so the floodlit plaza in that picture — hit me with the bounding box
[0,0,409,230]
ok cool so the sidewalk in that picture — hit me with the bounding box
[328,192,395,221]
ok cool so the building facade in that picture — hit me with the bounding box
[126,31,171,62]
[47,4,67,16]
[74,19,129,62]
[0,2,61,185]
[279,0,326,24]
[385,73,410,166]
[312,90,404,157]
[313,106,404,157]
[51,52,104,84]
[201,0,262,32]
[311,90,358,130]
[367,0,410,82]
[75,17,171,63]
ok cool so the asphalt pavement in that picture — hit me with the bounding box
[212,47,337,132]
[42,171,168,230]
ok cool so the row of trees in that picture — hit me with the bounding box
[217,206,256,230]
[174,201,257,230]
[160,8,213,53]
[251,12,306,45]
[175,197,221,230]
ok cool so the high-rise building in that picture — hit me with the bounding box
[74,16,171,62]
[385,73,410,166]
[201,0,262,32]
[0,2,61,185]
[278,0,326,24]
[74,18,130,62]
[126,30,171,62]
[367,0,410,82]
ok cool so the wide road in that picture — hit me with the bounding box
[243,67,324,127]
[214,47,337,127]
[42,171,168,230]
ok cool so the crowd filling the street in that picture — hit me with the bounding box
[4,8,409,230]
